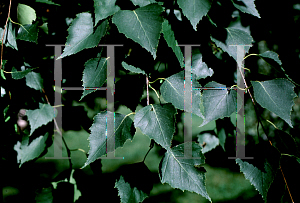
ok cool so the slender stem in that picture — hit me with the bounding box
[42,88,72,171]
[146,76,149,105]
[240,61,294,202]
[0,0,12,70]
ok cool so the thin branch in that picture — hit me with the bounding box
[146,76,149,105]
[239,61,294,202]
[42,88,72,171]
[0,0,12,70]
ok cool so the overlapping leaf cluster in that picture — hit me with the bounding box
[1,0,299,202]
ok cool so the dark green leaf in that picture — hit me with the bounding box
[94,0,120,26]
[36,0,61,6]
[26,103,57,135]
[191,49,213,80]
[200,81,242,127]
[58,14,108,59]
[251,79,297,128]
[17,23,39,43]
[231,0,260,18]
[14,133,48,167]
[121,61,146,75]
[162,19,184,67]
[11,67,33,79]
[115,175,148,203]
[82,111,135,168]
[0,21,18,50]
[112,4,163,59]
[210,27,253,62]
[159,142,211,201]
[160,71,204,118]
[134,103,176,149]
[80,57,108,100]
[236,158,278,202]
[177,0,212,31]
[25,71,44,90]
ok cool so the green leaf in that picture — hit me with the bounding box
[94,0,120,26]
[39,23,48,34]
[25,71,44,90]
[17,23,39,43]
[177,0,212,31]
[231,0,260,18]
[112,4,163,59]
[121,61,146,75]
[159,142,211,201]
[251,79,297,128]
[273,129,300,158]
[11,67,33,79]
[200,81,242,127]
[259,51,282,65]
[130,0,157,7]
[191,49,213,80]
[26,103,57,135]
[134,103,176,149]
[197,133,219,153]
[160,71,204,119]
[82,111,135,168]
[0,21,18,50]
[210,27,253,62]
[14,133,48,167]
[236,158,277,201]
[80,57,108,101]
[115,175,148,203]
[162,19,184,67]
[17,4,37,25]
[36,0,61,6]
[217,128,226,151]
[35,186,53,203]
[58,14,108,59]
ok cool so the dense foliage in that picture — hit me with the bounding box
[1,0,300,202]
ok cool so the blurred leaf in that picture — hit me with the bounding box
[14,133,48,167]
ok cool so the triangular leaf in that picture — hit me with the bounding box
[58,14,108,59]
[115,176,148,203]
[159,142,211,201]
[14,133,48,167]
[162,19,184,67]
[17,4,36,25]
[94,0,120,26]
[200,81,242,127]
[80,57,108,100]
[112,4,163,59]
[121,61,146,75]
[0,21,18,50]
[134,103,176,149]
[25,71,44,90]
[177,0,212,31]
[26,103,57,135]
[236,158,278,201]
[82,111,135,168]
[231,0,260,18]
[251,79,297,128]
[210,27,253,62]
[160,71,204,118]
[17,23,39,43]
[259,51,282,66]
